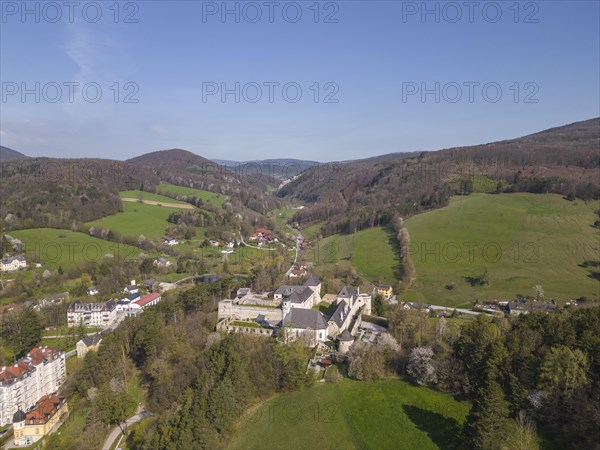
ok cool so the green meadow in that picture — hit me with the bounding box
[307,227,398,284]
[10,228,142,270]
[269,207,298,226]
[85,202,178,239]
[157,182,227,206]
[228,379,470,450]
[405,193,600,305]
[119,190,190,205]
[302,221,325,240]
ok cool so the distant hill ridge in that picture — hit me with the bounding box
[279,118,600,235]
[0,146,28,161]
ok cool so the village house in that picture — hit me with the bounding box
[76,333,102,359]
[164,237,178,246]
[67,300,116,328]
[401,301,432,314]
[12,395,68,446]
[0,255,27,272]
[153,257,171,268]
[375,284,393,299]
[87,286,98,296]
[217,275,371,347]
[126,293,162,316]
[0,347,66,426]
[287,269,304,279]
[122,280,139,294]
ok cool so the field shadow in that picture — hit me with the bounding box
[402,404,464,450]
[578,260,600,281]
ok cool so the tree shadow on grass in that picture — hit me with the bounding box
[402,404,464,450]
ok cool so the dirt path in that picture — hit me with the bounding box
[121,197,194,209]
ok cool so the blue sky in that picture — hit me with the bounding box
[1,1,599,161]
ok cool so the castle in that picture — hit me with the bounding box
[217,275,371,347]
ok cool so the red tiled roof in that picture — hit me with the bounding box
[25,395,66,425]
[134,293,161,308]
[0,347,61,385]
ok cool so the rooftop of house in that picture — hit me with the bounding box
[133,292,161,308]
[80,333,102,347]
[338,286,358,298]
[22,395,66,425]
[338,329,354,341]
[283,308,328,330]
[1,255,26,264]
[304,274,321,287]
[328,300,349,327]
[0,347,62,386]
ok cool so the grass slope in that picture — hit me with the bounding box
[405,193,600,305]
[85,202,177,239]
[11,228,142,270]
[228,379,470,450]
[308,227,398,284]
[270,208,298,226]
[157,182,227,206]
[119,190,189,205]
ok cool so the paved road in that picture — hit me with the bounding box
[428,304,482,316]
[101,405,148,450]
[284,225,303,277]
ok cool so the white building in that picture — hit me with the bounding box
[0,347,66,426]
[67,300,116,327]
[164,237,178,246]
[217,275,369,347]
[126,293,161,314]
[0,255,27,272]
[87,286,98,296]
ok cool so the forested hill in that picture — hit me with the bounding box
[0,149,279,231]
[279,118,600,235]
[127,149,279,213]
[0,145,28,161]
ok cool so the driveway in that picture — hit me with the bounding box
[101,405,149,450]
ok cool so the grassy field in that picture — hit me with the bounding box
[405,193,600,305]
[307,227,399,284]
[157,182,227,206]
[228,379,470,450]
[119,190,190,206]
[86,202,177,239]
[302,221,325,240]
[10,228,142,270]
[269,208,298,226]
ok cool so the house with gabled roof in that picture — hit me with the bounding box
[76,333,102,359]
[12,395,68,446]
[282,309,328,346]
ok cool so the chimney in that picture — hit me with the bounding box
[131,280,136,286]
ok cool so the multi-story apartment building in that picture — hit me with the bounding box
[0,347,66,426]
[66,300,116,327]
